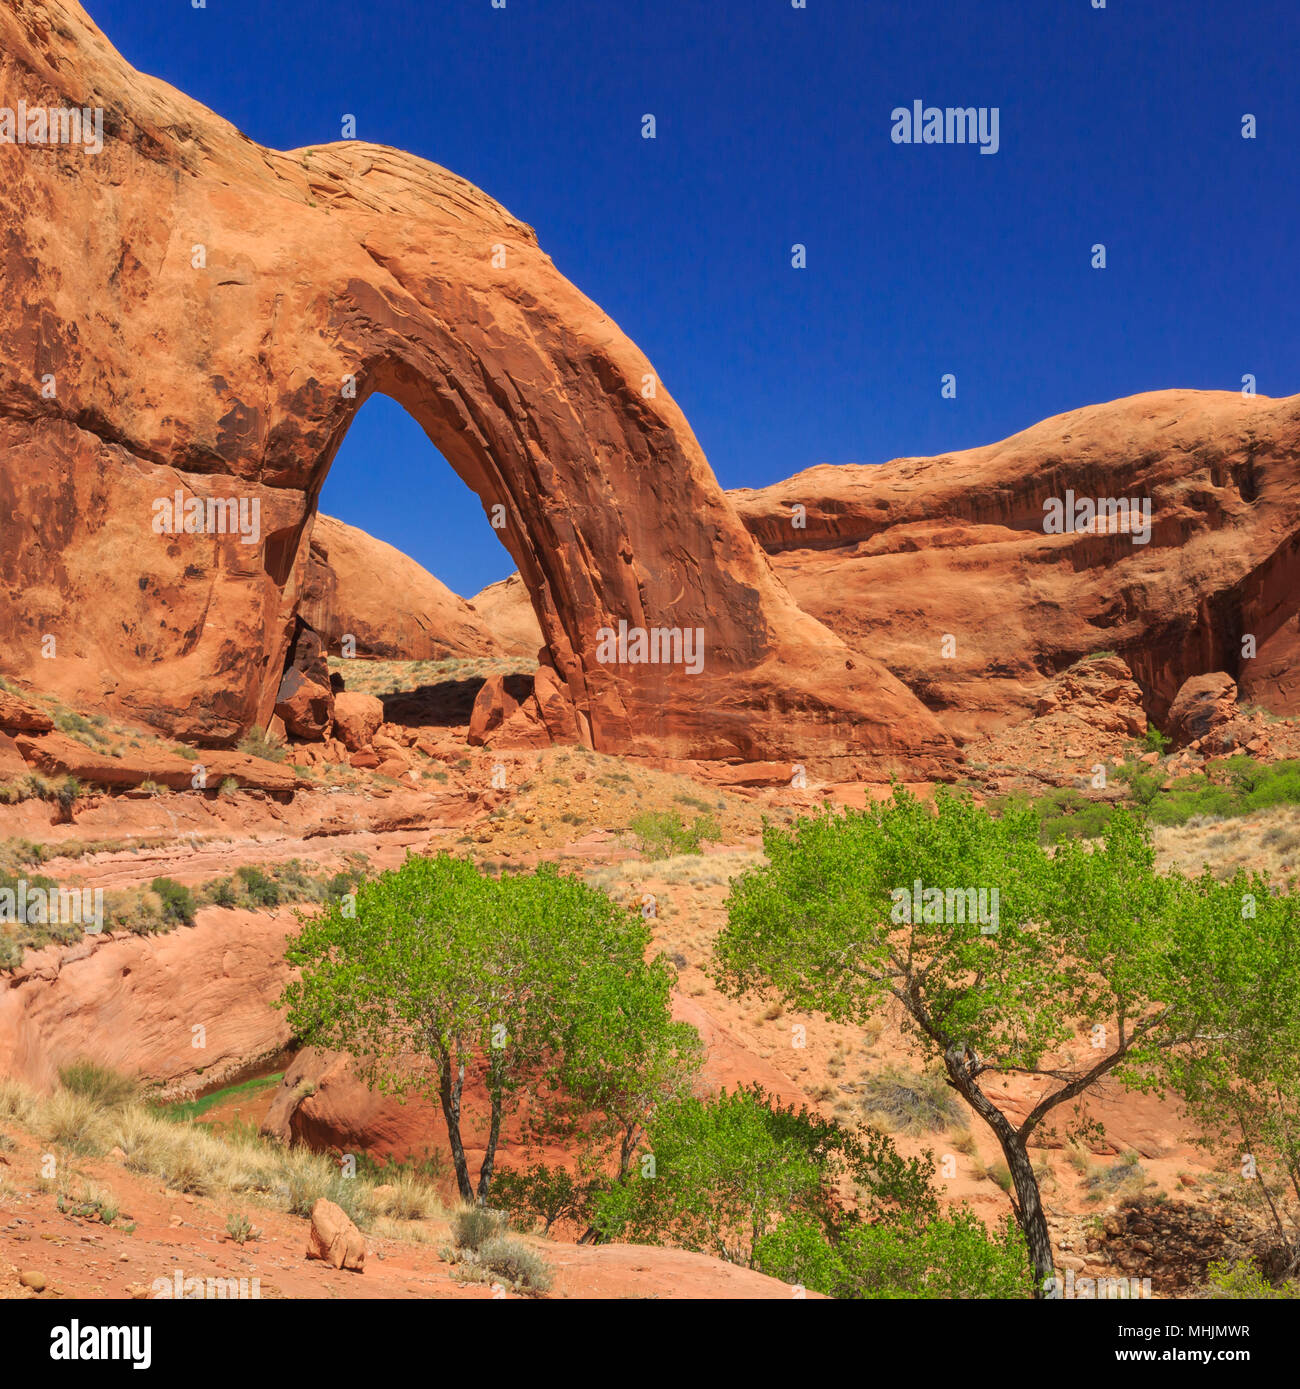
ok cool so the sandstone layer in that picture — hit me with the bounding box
[731,390,1300,740]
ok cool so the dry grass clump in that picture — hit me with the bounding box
[859,1064,965,1136]
[0,1068,447,1231]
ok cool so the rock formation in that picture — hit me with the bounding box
[0,0,951,778]
[469,573,544,657]
[731,390,1300,740]
[301,514,515,661]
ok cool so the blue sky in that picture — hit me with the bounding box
[87,0,1298,597]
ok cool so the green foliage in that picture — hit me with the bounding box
[162,1072,282,1123]
[225,1211,259,1245]
[237,727,287,763]
[754,1208,1034,1299]
[58,1060,139,1109]
[629,809,722,860]
[150,877,197,927]
[1205,1258,1299,1300]
[713,786,1300,1289]
[491,1164,606,1235]
[236,866,281,907]
[1141,725,1171,755]
[592,1084,935,1267]
[280,852,697,1203]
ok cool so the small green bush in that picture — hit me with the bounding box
[150,877,197,927]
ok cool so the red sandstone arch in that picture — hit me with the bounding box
[0,1,952,775]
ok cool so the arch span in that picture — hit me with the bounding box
[0,1,952,775]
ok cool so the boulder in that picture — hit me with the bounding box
[306,1198,365,1272]
[274,623,333,741]
[332,691,384,752]
[274,668,332,742]
[467,673,532,746]
[0,691,53,733]
[1166,672,1238,748]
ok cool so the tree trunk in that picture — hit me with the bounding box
[477,1086,503,1204]
[437,1053,473,1204]
[943,1045,1055,1295]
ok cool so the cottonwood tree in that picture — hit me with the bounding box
[713,789,1292,1294]
[281,853,686,1204]
[1158,870,1300,1274]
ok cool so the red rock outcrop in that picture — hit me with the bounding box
[1165,672,1239,749]
[0,1,951,778]
[301,514,509,661]
[0,908,296,1094]
[731,390,1300,740]
[469,574,544,658]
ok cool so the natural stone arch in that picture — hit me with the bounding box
[0,2,951,775]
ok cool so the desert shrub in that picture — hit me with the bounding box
[1205,1258,1299,1300]
[236,866,282,907]
[205,876,239,907]
[58,1060,139,1109]
[470,1233,552,1293]
[630,809,722,860]
[237,727,287,763]
[859,1065,964,1136]
[225,1212,259,1245]
[150,877,197,927]
[218,777,239,797]
[1141,725,1171,755]
[454,1205,509,1251]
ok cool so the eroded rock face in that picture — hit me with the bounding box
[0,1,951,777]
[731,390,1300,739]
[470,574,544,658]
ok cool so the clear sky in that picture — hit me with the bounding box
[86,0,1298,597]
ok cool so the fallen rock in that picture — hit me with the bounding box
[18,1270,46,1292]
[0,691,53,733]
[306,1198,365,1272]
[274,667,333,742]
[1166,672,1238,749]
[332,692,385,752]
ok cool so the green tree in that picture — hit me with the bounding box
[754,1206,1033,1300]
[713,788,1275,1295]
[558,953,704,1177]
[592,1084,934,1266]
[280,853,693,1205]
